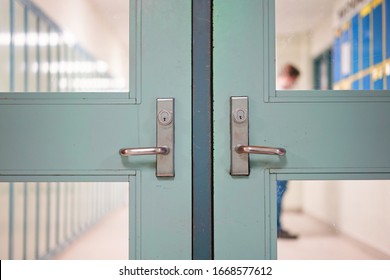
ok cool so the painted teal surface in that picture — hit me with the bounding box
[214,0,390,260]
[136,0,191,259]
[0,0,192,259]
[0,105,137,171]
[214,0,271,260]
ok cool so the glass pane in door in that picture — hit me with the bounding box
[0,0,129,93]
[277,179,390,259]
[276,0,390,91]
[0,181,128,260]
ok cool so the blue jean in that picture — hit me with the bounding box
[276,180,288,231]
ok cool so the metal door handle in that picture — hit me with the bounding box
[119,146,169,156]
[120,98,175,177]
[230,96,286,176]
[235,145,286,156]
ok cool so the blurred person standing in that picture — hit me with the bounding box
[276,64,300,239]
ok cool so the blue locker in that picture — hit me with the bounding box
[373,79,384,89]
[373,3,383,65]
[351,15,360,74]
[333,36,341,83]
[387,0,390,58]
[352,80,360,90]
[362,75,371,89]
[387,76,390,89]
[362,12,371,70]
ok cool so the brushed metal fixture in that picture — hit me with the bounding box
[120,98,175,177]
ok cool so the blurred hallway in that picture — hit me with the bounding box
[52,208,390,260]
[278,212,390,260]
[55,205,128,260]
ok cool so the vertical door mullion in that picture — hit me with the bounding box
[192,0,213,260]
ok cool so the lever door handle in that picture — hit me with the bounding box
[230,96,286,176]
[120,98,174,177]
[235,145,286,156]
[120,146,169,156]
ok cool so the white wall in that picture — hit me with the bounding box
[310,13,334,58]
[276,32,313,90]
[282,181,303,212]
[302,180,390,256]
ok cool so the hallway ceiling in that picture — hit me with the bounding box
[276,0,339,35]
[88,0,129,49]
[82,0,341,45]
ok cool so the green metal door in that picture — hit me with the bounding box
[0,0,191,259]
[213,0,390,259]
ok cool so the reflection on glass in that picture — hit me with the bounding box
[277,180,390,259]
[276,0,390,90]
[0,182,128,260]
[0,0,129,92]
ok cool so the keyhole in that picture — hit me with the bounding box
[158,110,173,125]
[234,109,247,123]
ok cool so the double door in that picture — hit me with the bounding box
[1,0,389,259]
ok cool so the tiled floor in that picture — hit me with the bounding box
[278,212,390,260]
[55,208,389,260]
